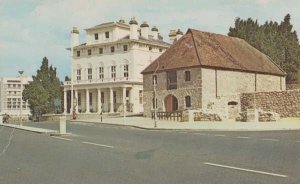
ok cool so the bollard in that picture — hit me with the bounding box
[188,110,194,123]
[59,115,66,134]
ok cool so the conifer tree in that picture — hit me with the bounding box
[23,57,62,119]
[228,14,300,82]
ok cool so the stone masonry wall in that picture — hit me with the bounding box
[143,68,202,117]
[241,89,300,117]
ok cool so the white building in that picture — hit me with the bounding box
[0,76,32,117]
[63,18,170,115]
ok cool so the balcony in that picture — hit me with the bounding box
[63,77,138,86]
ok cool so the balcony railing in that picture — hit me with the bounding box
[63,77,139,85]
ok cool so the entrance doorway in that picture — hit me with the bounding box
[164,94,178,112]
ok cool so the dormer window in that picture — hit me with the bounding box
[99,48,103,54]
[123,45,128,52]
[76,51,80,57]
[111,46,115,53]
[105,32,109,39]
[88,49,92,56]
[94,33,98,40]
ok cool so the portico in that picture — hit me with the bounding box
[64,83,136,115]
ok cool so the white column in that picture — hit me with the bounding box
[75,90,79,113]
[64,90,67,114]
[122,87,126,113]
[86,89,90,114]
[110,87,114,113]
[97,88,102,113]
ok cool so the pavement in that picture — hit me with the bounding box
[0,122,300,184]
[1,117,300,134]
[0,122,58,134]
[73,116,300,131]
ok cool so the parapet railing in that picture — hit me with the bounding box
[151,111,183,121]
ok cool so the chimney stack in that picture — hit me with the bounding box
[140,21,149,39]
[151,26,159,40]
[129,17,138,40]
[168,30,177,44]
[176,29,183,41]
[71,26,79,53]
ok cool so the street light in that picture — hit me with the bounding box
[18,70,24,126]
[153,61,159,128]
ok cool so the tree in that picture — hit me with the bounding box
[228,14,300,83]
[23,57,62,119]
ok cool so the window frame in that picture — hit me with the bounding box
[124,65,129,78]
[94,33,99,40]
[185,96,191,108]
[123,45,128,52]
[185,71,191,82]
[76,69,81,80]
[111,66,116,79]
[99,66,104,79]
[99,48,103,54]
[167,70,177,90]
[87,68,93,80]
[111,46,115,53]
[105,32,110,39]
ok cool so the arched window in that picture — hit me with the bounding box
[185,71,191,81]
[185,96,191,108]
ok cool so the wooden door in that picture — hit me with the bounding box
[165,95,178,112]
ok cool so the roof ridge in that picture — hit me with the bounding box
[189,29,202,65]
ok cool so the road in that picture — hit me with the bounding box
[0,122,300,184]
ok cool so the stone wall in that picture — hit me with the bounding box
[241,89,300,117]
[143,68,202,117]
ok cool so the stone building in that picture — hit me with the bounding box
[63,18,170,116]
[142,29,286,119]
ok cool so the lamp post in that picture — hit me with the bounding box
[18,70,24,126]
[153,61,159,128]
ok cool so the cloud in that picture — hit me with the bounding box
[0,0,299,80]
[255,0,274,4]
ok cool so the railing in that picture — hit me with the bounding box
[152,111,183,121]
[63,77,142,85]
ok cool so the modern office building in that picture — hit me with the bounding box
[0,76,32,117]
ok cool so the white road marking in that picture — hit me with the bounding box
[204,162,288,178]
[261,138,279,142]
[236,136,250,139]
[214,134,226,137]
[81,141,114,148]
[52,136,72,141]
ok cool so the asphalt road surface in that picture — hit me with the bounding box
[0,122,300,184]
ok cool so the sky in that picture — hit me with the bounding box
[0,0,299,80]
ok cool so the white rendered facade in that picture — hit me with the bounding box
[0,76,32,116]
[63,18,170,115]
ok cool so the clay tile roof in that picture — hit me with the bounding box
[142,29,285,76]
